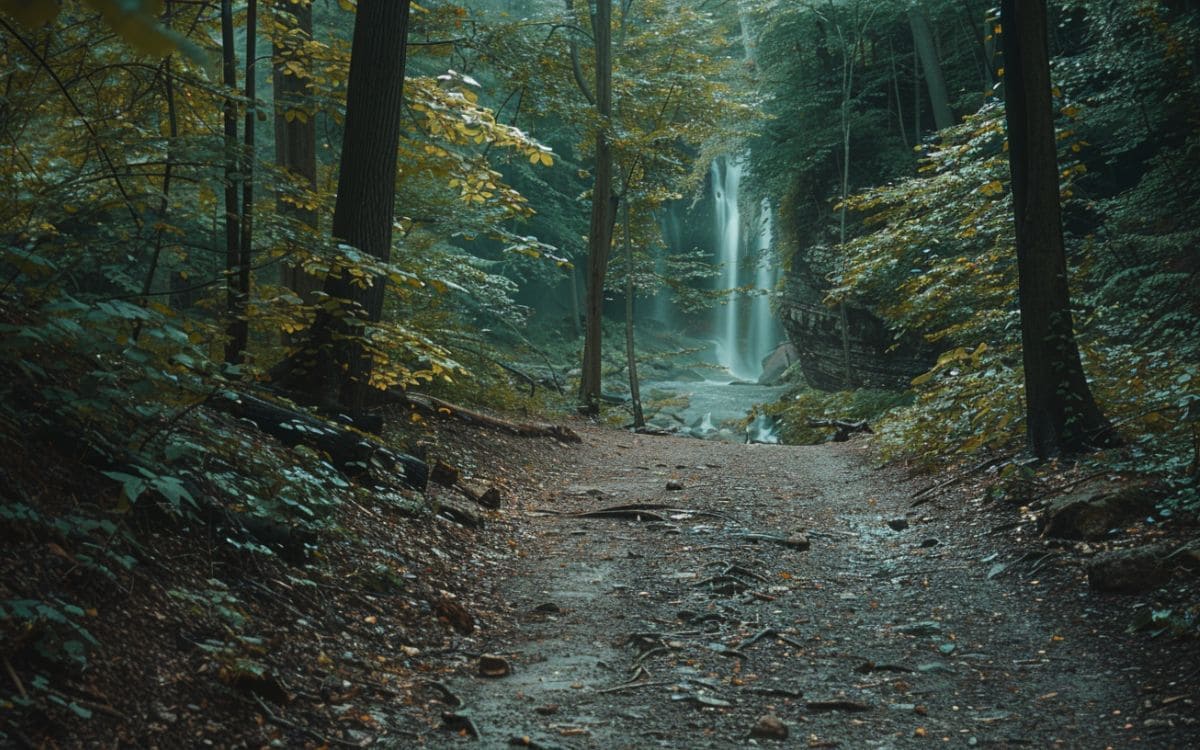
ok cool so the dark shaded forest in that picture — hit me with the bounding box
[1,0,1197,746]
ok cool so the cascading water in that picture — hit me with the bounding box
[711,157,782,381]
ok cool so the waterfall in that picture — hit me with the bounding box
[711,157,780,380]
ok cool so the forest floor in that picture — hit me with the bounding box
[4,412,1199,748]
[406,421,1200,749]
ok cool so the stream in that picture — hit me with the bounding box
[641,378,789,443]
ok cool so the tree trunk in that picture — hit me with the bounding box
[238,0,257,354]
[909,6,953,131]
[221,0,245,364]
[579,0,614,415]
[622,201,644,428]
[272,0,412,411]
[273,0,321,322]
[1000,0,1115,459]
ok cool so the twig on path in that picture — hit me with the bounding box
[739,628,804,650]
[253,695,365,747]
[911,455,1015,506]
[595,679,672,694]
[3,656,27,701]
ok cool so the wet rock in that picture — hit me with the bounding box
[1041,481,1160,541]
[1087,544,1174,593]
[758,343,798,386]
[784,534,811,551]
[479,654,511,678]
[896,620,942,636]
[750,714,789,740]
[886,517,909,531]
[666,480,685,491]
[533,703,559,716]
[534,602,561,614]
[919,538,940,548]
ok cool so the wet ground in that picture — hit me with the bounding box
[410,426,1199,748]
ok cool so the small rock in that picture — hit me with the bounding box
[896,620,942,636]
[534,602,561,613]
[784,534,811,551]
[917,662,953,674]
[919,538,940,548]
[478,654,511,678]
[750,714,789,740]
[666,480,685,491]
[886,517,909,532]
[534,704,559,715]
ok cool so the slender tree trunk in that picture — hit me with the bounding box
[579,0,614,415]
[1000,0,1115,458]
[888,38,908,147]
[836,19,854,389]
[909,6,953,131]
[272,0,412,411]
[913,43,921,136]
[622,201,644,428]
[273,0,321,327]
[135,44,178,341]
[236,0,257,356]
[221,0,245,364]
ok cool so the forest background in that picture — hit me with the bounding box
[0,0,1198,739]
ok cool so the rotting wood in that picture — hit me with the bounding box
[211,391,427,490]
[457,481,502,510]
[437,500,482,529]
[395,391,582,443]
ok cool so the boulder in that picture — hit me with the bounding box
[1040,481,1161,541]
[757,343,798,385]
[778,278,933,391]
[1087,544,1174,593]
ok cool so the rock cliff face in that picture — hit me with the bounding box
[780,277,932,391]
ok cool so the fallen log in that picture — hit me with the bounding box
[807,418,873,442]
[458,481,502,510]
[397,391,582,443]
[212,391,428,490]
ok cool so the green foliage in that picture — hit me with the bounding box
[765,385,911,446]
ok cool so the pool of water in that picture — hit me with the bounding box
[641,378,789,443]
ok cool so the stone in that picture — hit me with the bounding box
[886,517,909,531]
[780,281,933,391]
[750,714,789,740]
[1087,544,1174,594]
[757,343,799,386]
[896,620,942,636]
[666,480,685,491]
[478,654,511,678]
[784,534,811,551]
[1041,481,1161,541]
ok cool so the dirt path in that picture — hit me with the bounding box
[412,425,1198,749]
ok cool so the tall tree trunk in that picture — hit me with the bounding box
[237,0,257,358]
[622,201,644,428]
[272,0,412,411]
[888,38,908,147]
[1000,0,1115,459]
[912,43,921,136]
[909,6,953,131]
[579,0,614,415]
[221,0,245,364]
[273,0,321,328]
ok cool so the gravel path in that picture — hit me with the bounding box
[412,425,1198,749]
